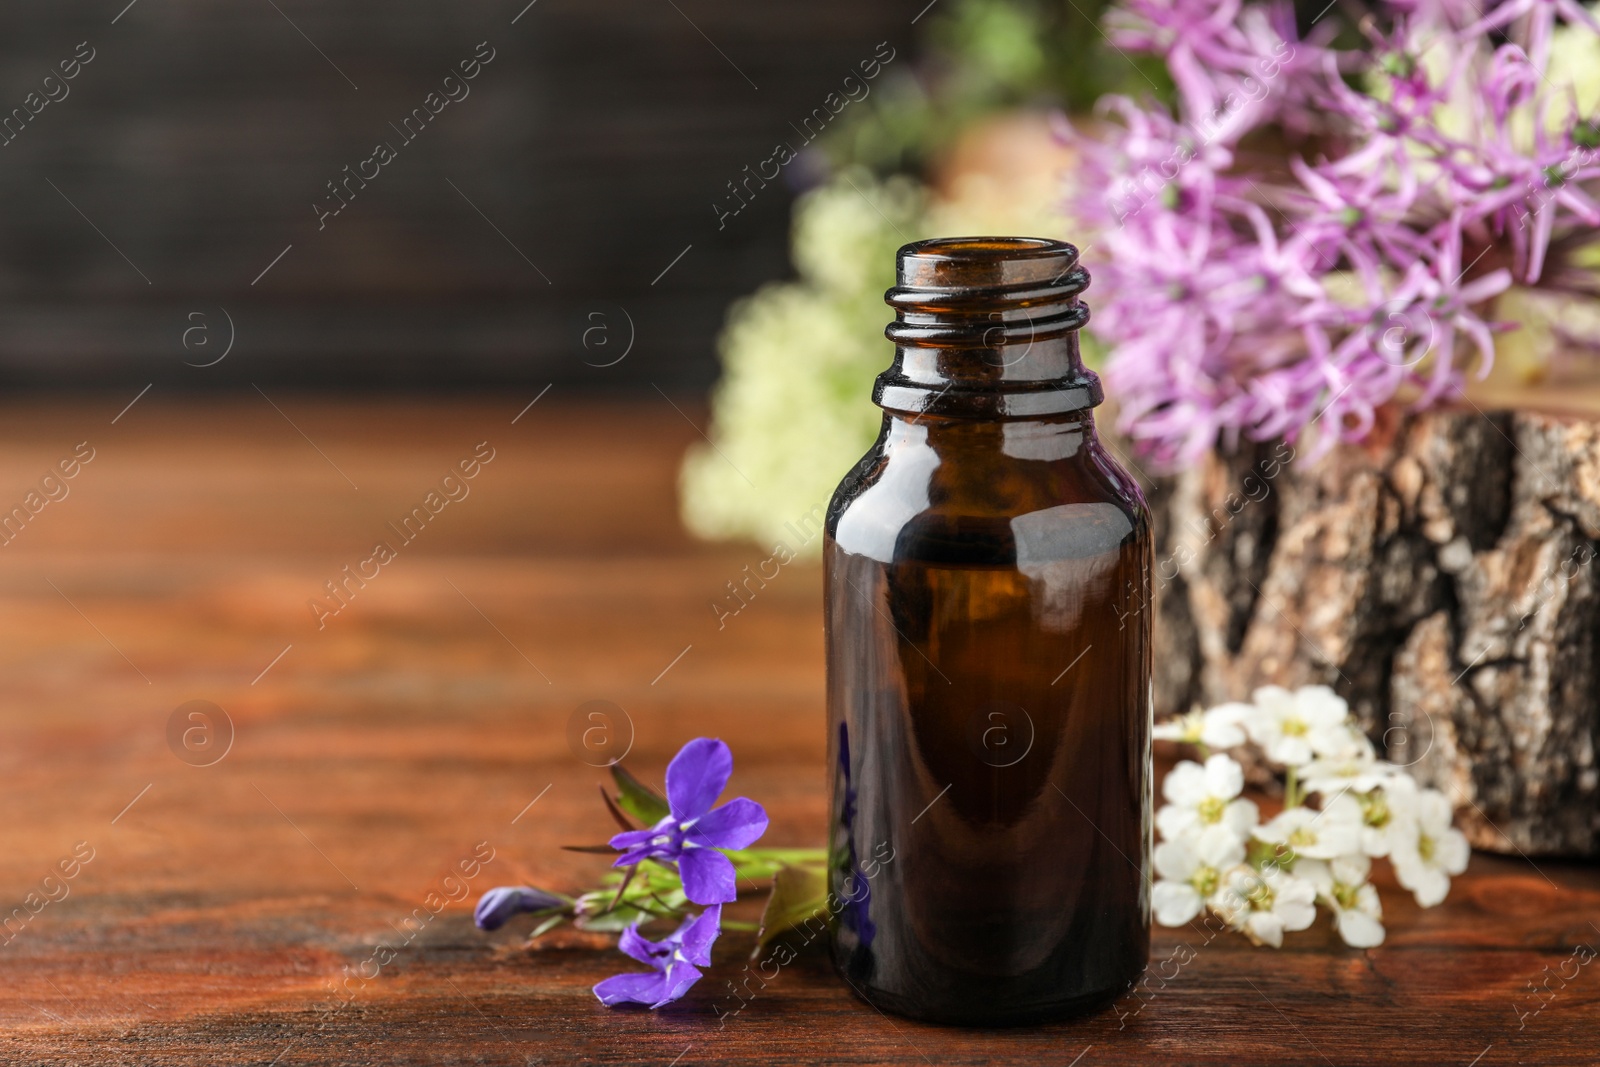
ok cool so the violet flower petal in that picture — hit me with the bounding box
[678,846,738,905]
[604,741,767,899]
[616,923,666,967]
[651,961,706,1008]
[608,823,674,867]
[473,886,563,931]
[685,797,769,852]
[665,737,733,820]
[593,905,723,1009]
[674,904,723,967]
[593,971,670,1007]
[607,826,659,851]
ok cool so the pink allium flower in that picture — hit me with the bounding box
[1066,0,1600,468]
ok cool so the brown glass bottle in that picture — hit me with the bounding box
[824,237,1152,1026]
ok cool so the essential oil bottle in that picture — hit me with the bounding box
[824,237,1152,1026]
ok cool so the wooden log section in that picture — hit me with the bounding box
[1127,393,1600,857]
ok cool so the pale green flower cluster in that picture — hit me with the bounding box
[679,170,931,552]
[1543,22,1600,134]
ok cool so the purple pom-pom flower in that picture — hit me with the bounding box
[1063,0,1600,469]
[593,905,723,1008]
[474,885,564,931]
[607,737,769,905]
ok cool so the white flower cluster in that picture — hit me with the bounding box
[1151,686,1470,949]
[679,169,926,555]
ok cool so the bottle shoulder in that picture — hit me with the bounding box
[827,429,1149,567]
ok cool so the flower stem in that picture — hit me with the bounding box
[724,847,828,882]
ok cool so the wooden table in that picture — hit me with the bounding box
[0,397,1595,1065]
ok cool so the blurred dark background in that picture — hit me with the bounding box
[0,0,919,391]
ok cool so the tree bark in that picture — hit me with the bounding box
[1127,403,1600,857]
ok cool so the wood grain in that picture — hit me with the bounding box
[0,397,1595,1065]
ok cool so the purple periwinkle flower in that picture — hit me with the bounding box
[474,885,564,931]
[592,905,723,1008]
[607,737,769,905]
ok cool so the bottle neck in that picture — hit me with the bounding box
[873,334,1102,420]
[876,236,1101,420]
[880,407,1098,461]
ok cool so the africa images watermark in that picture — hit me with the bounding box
[304,841,498,1033]
[711,502,826,629]
[313,41,498,230]
[1111,838,1299,1029]
[0,441,97,550]
[712,41,896,230]
[1512,934,1596,1031]
[308,440,497,629]
[1114,439,1296,630]
[1,40,96,148]
[0,840,96,950]
[1105,40,1294,228]
[1517,542,1595,631]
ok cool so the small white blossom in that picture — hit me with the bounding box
[1153,703,1251,750]
[1320,723,1375,759]
[1302,732,1402,796]
[1212,864,1318,948]
[1389,787,1470,907]
[1255,793,1364,860]
[1355,777,1418,858]
[1152,824,1246,926]
[1156,754,1260,842]
[1298,855,1386,947]
[1153,688,1469,952]
[1245,685,1353,767]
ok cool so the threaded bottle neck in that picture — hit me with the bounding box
[875,236,1101,420]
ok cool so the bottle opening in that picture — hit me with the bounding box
[894,236,1082,290]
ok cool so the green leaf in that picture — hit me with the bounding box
[611,764,671,826]
[599,785,636,833]
[726,847,827,882]
[756,864,832,956]
[527,913,567,940]
[576,904,653,932]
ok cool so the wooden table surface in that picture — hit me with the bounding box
[0,396,1595,1066]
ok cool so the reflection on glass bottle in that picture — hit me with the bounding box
[830,722,876,962]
